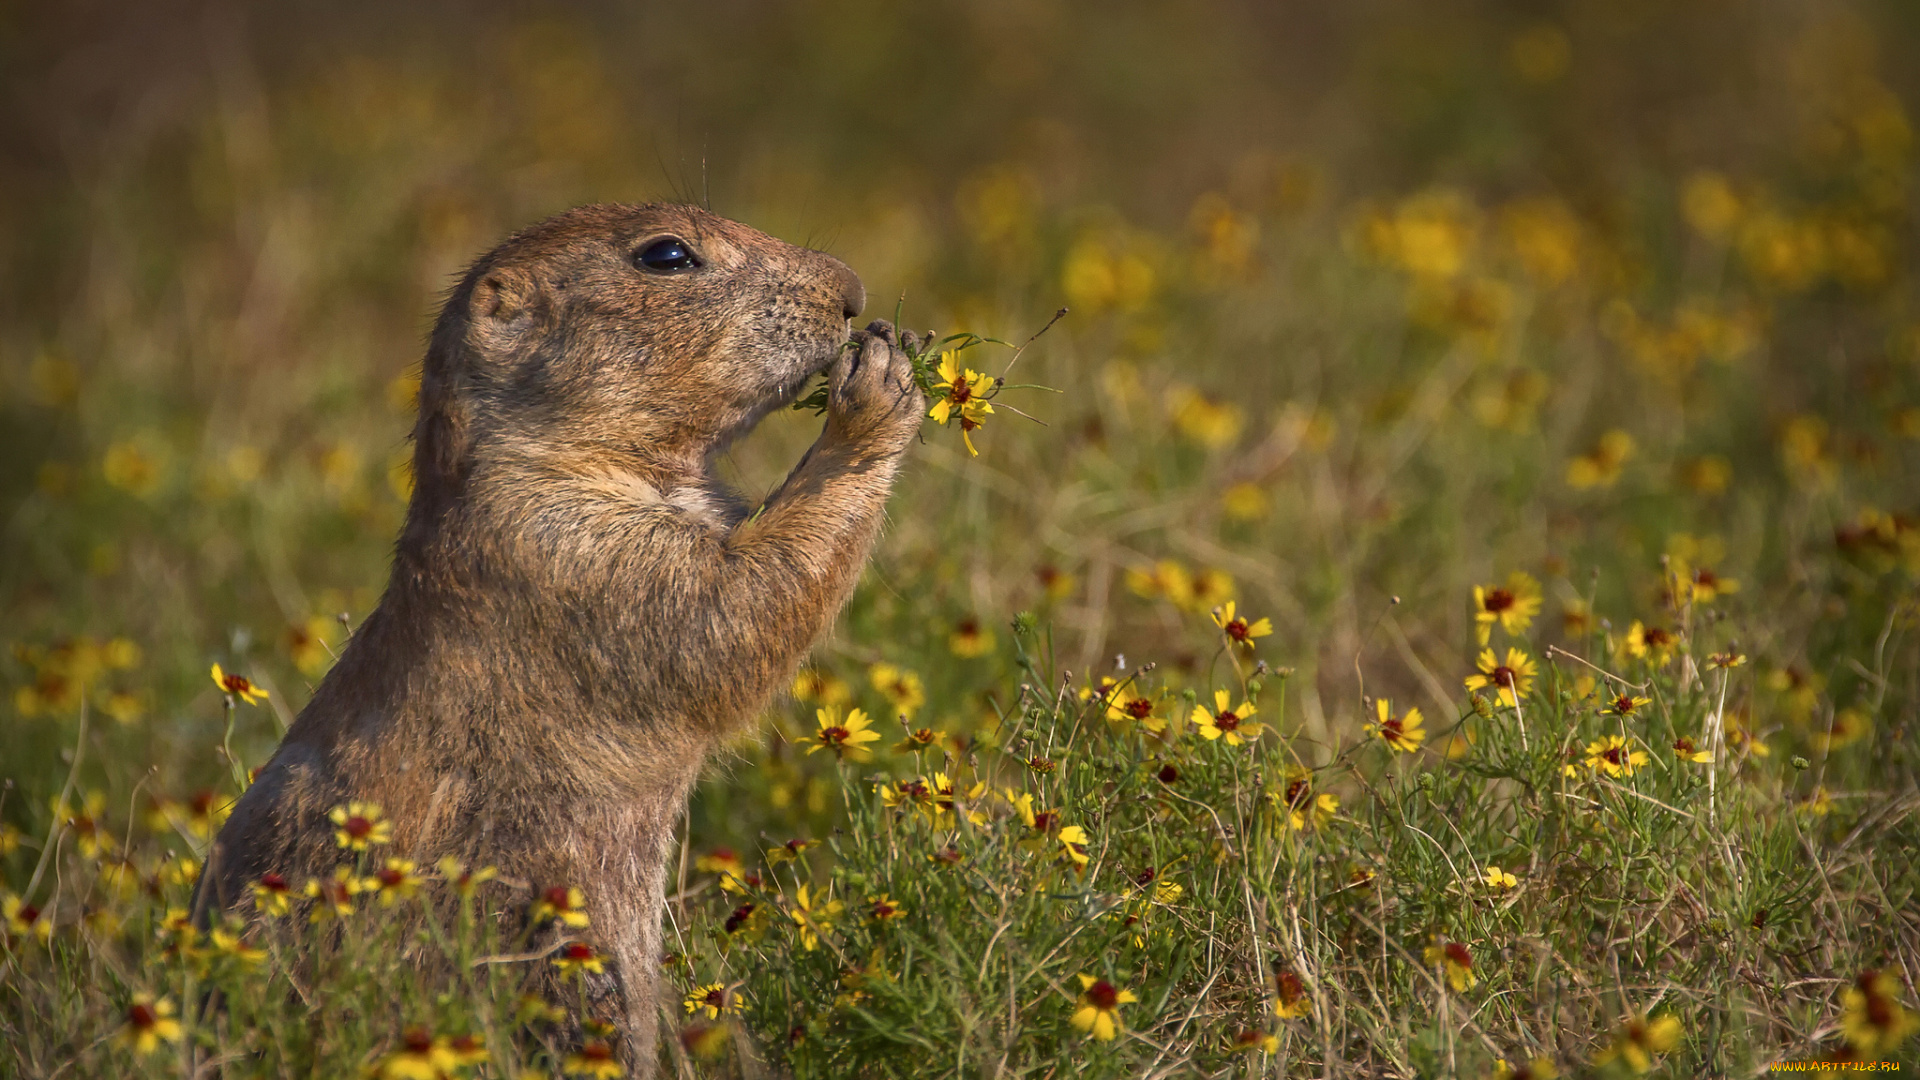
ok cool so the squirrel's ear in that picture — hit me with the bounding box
[469,267,548,345]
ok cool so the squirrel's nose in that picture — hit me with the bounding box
[824,256,865,321]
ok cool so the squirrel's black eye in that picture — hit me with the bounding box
[634,237,700,273]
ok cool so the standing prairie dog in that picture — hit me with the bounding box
[201,203,924,1070]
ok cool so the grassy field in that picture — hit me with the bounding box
[3,2,1919,1076]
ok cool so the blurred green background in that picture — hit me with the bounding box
[2,0,1916,827]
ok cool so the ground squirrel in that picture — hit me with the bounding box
[199,203,925,1069]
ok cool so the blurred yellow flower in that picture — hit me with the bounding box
[1070,974,1136,1041]
[103,440,165,497]
[328,801,391,850]
[3,893,52,944]
[1168,385,1246,449]
[533,885,590,928]
[1472,572,1542,644]
[116,994,184,1056]
[1507,24,1570,84]
[1062,236,1154,313]
[563,1040,623,1078]
[1126,559,1194,607]
[868,664,926,718]
[788,884,843,952]
[367,858,423,905]
[948,616,996,658]
[1221,482,1271,521]
[1424,940,1477,992]
[552,941,605,979]
[1620,621,1677,667]
[1566,430,1634,490]
[790,668,852,707]
[1274,968,1312,1018]
[305,867,362,922]
[1670,737,1713,764]
[252,872,293,917]
[1682,172,1742,241]
[1594,1012,1681,1074]
[1840,969,1919,1056]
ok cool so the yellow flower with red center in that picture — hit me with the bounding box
[1620,621,1677,667]
[805,706,880,762]
[1070,974,1137,1041]
[788,884,843,952]
[1268,767,1339,831]
[370,1026,455,1080]
[436,857,497,898]
[948,616,996,658]
[694,849,744,891]
[207,927,267,966]
[1472,572,1542,644]
[790,668,852,706]
[1671,737,1713,764]
[251,873,293,918]
[684,982,741,1021]
[1210,601,1273,649]
[892,726,943,754]
[1125,560,1194,607]
[1193,689,1264,746]
[1100,681,1164,731]
[367,858,423,905]
[1231,1028,1280,1053]
[1840,969,1919,1056]
[304,867,362,922]
[766,838,820,864]
[868,664,926,719]
[1492,1056,1560,1079]
[867,894,905,921]
[209,663,268,705]
[1594,1012,1682,1073]
[4,893,52,944]
[533,885,591,928]
[53,790,114,859]
[1583,735,1649,777]
[116,994,184,1056]
[1604,692,1652,717]
[1424,939,1477,992]
[552,941,606,979]
[327,801,392,851]
[1274,968,1312,1018]
[927,352,996,455]
[1483,865,1518,891]
[1464,648,1537,707]
[1364,699,1426,753]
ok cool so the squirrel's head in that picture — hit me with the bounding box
[410,203,864,511]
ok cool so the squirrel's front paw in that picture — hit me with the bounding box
[826,320,926,452]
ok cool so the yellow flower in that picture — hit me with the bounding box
[790,668,852,706]
[947,617,996,658]
[805,706,880,762]
[927,352,996,456]
[867,894,906,921]
[209,663,268,705]
[1070,974,1137,1041]
[1125,559,1194,607]
[1274,969,1312,1018]
[53,790,115,859]
[328,801,392,851]
[251,873,294,917]
[1604,692,1652,717]
[1594,1012,1682,1074]
[1221,482,1271,521]
[1619,621,1677,667]
[1210,601,1273,649]
[371,1027,454,1080]
[116,994,184,1056]
[436,857,498,898]
[533,886,591,928]
[1840,969,1919,1056]
[684,982,741,1020]
[367,858,423,905]
[1670,737,1713,764]
[1463,648,1537,708]
[892,727,943,755]
[305,867,362,922]
[1100,681,1164,731]
[1192,689,1264,746]
[1566,430,1635,489]
[1364,698,1426,753]
[552,941,606,979]
[3,893,52,944]
[1491,1056,1560,1079]
[868,664,926,718]
[207,927,267,966]
[765,838,821,864]
[1483,866,1518,891]
[1472,572,1542,644]
[562,1040,624,1078]
[1269,767,1339,831]
[1231,1028,1281,1053]
[1424,940,1477,992]
[1057,824,1092,871]
[788,884,843,952]
[1583,735,1650,778]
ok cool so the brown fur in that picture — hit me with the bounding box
[199,203,923,1070]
